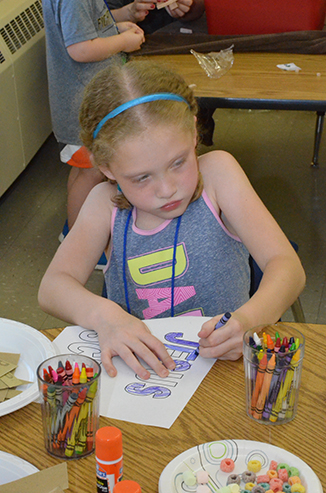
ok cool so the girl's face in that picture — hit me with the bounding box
[100,122,199,229]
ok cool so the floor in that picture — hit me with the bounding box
[0,107,325,330]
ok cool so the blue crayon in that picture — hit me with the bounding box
[195,313,232,357]
[214,312,232,330]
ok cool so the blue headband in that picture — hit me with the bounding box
[93,93,190,139]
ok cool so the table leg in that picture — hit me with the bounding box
[311,111,325,167]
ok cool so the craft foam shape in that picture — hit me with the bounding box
[157,0,178,9]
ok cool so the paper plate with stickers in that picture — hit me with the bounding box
[159,439,322,493]
[0,318,56,416]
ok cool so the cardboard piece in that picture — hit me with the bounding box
[0,358,17,378]
[0,463,69,493]
[0,353,31,399]
[157,0,178,9]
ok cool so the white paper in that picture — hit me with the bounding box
[53,317,216,428]
[276,63,301,72]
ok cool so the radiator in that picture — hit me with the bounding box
[0,0,52,196]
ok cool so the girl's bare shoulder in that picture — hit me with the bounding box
[198,150,243,191]
[84,180,117,211]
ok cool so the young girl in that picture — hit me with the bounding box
[38,58,305,380]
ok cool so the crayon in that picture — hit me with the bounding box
[59,387,87,444]
[65,360,73,385]
[252,353,275,419]
[80,367,87,384]
[274,337,281,353]
[262,332,267,349]
[269,349,300,422]
[72,363,80,385]
[57,364,68,386]
[250,353,267,415]
[52,369,59,383]
[285,349,302,419]
[266,334,274,351]
[194,313,232,356]
[253,332,262,351]
[262,351,286,419]
[43,368,52,383]
[214,312,231,330]
[86,367,94,381]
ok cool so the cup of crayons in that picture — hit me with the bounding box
[243,324,305,425]
[37,354,101,459]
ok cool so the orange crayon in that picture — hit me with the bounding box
[250,353,267,415]
[266,334,274,351]
[58,388,87,447]
[252,353,276,419]
[72,363,80,385]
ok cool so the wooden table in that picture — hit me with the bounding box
[148,53,326,165]
[0,322,325,492]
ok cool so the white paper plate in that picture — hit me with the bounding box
[159,439,322,493]
[0,318,56,417]
[0,450,39,485]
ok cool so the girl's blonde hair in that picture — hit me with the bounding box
[79,56,203,208]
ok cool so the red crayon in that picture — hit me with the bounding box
[86,367,94,381]
[65,360,73,385]
[48,365,55,380]
[43,368,52,383]
[57,365,68,386]
[274,337,281,353]
[282,337,289,351]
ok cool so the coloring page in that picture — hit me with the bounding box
[53,317,216,428]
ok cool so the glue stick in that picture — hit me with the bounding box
[96,426,123,493]
[113,480,141,492]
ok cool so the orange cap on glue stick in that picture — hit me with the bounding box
[113,480,141,492]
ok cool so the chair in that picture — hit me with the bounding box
[204,0,326,36]
[249,241,306,323]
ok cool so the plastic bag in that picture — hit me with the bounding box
[190,45,234,79]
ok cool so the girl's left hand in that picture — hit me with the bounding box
[197,313,245,360]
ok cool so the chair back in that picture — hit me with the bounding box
[204,0,326,35]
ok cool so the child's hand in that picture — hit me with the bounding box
[97,312,176,379]
[166,0,193,18]
[128,0,156,22]
[197,313,245,360]
[117,23,145,52]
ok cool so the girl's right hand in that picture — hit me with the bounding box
[117,23,145,52]
[96,310,176,379]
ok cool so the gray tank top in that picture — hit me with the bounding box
[104,190,250,319]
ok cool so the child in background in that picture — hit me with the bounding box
[108,0,205,34]
[42,0,145,230]
[38,58,305,380]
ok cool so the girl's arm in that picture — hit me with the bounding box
[66,24,144,62]
[38,183,175,378]
[197,150,306,360]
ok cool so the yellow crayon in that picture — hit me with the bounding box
[269,349,301,422]
[80,367,87,384]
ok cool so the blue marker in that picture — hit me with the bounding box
[214,312,232,330]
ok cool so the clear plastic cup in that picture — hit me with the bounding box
[243,324,304,425]
[37,354,101,459]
